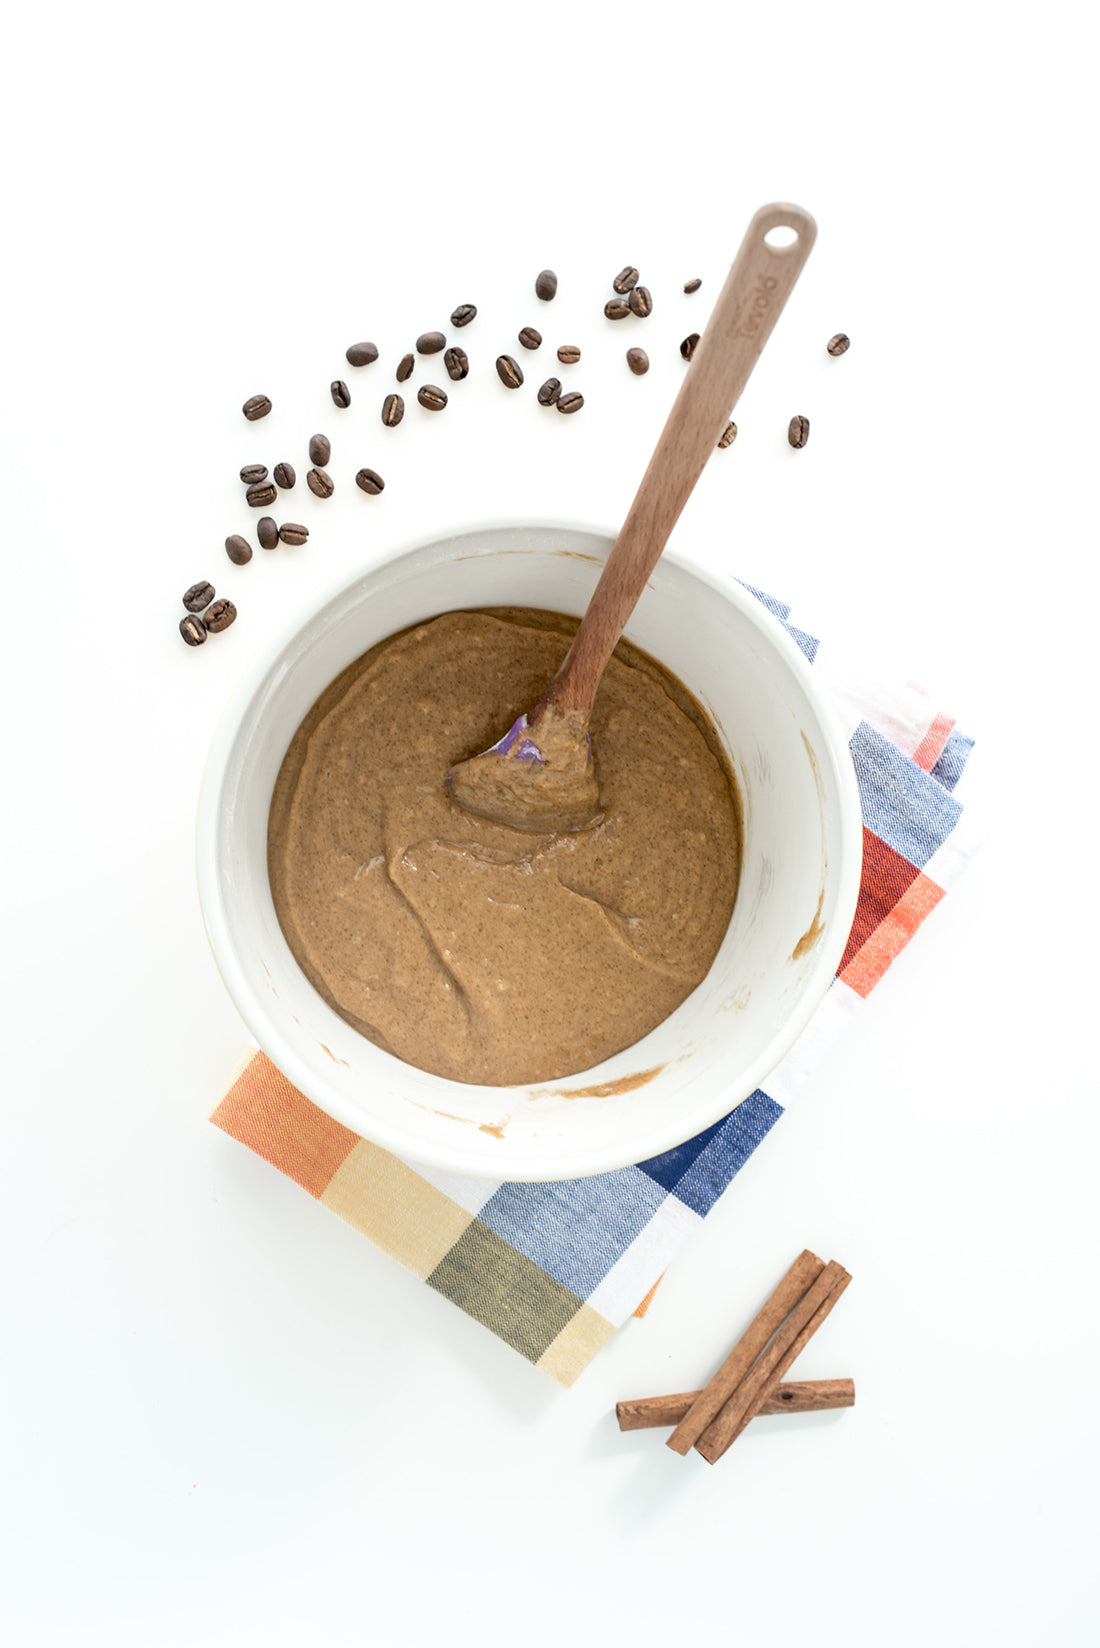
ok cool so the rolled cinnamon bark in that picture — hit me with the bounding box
[617,1378,854,1431]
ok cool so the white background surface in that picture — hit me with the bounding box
[2,3,1097,1644]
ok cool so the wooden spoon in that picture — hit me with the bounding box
[447,202,817,831]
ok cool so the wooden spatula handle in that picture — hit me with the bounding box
[543,203,817,715]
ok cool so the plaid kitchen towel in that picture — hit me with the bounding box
[210,589,982,1386]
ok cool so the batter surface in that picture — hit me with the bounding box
[268,608,741,1085]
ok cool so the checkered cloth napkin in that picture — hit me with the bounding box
[210,587,981,1386]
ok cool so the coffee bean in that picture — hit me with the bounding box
[355,467,385,495]
[417,330,446,354]
[396,352,415,383]
[604,298,630,321]
[279,523,309,545]
[203,598,237,633]
[308,433,331,466]
[684,277,702,294]
[613,266,639,294]
[307,467,334,498]
[183,580,215,612]
[451,303,477,328]
[330,379,351,408]
[629,285,652,317]
[717,421,738,448]
[345,340,379,366]
[417,384,448,411]
[535,269,557,301]
[557,344,581,364]
[242,394,271,421]
[537,377,562,406]
[827,332,851,356]
[273,461,296,489]
[496,354,523,389]
[225,534,253,564]
[444,346,469,381]
[257,517,279,550]
[246,480,277,507]
[788,414,810,449]
[626,347,649,376]
[556,391,584,415]
[680,332,700,361]
[180,614,207,646]
[518,326,542,350]
[239,463,268,484]
[382,393,405,426]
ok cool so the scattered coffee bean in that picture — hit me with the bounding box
[717,421,738,448]
[309,433,331,466]
[225,534,253,565]
[273,461,296,489]
[788,414,810,449]
[556,391,584,415]
[279,522,309,545]
[604,298,631,321]
[330,379,351,408]
[451,303,477,328]
[246,480,277,507]
[183,580,216,612]
[307,467,334,498]
[613,266,639,294]
[684,277,702,294]
[345,340,379,366]
[537,377,562,406]
[680,332,700,361]
[239,463,268,485]
[827,332,851,356]
[535,269,558,301]
[518,326,543,350]
[496,354,524,389]
[203,598,237,633]
[417,384,448,411]
[355,467,385,495]
[242,394,271,421]
[180,614,207,646]
[557,344,581,364]
[382,393,405,426]
[629,284,652,317]
[626,346,649,376]
[417,330,446,354]
[257,517,279,550]
[396,352,415,383]
[444,346,469,381]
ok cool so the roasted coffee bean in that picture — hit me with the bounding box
[629,284,652,317]
[717,421,738,448]
[396,352,415,383]
[330,379,351,408]
[239,463,268,484]
[203,598,237,633]
[355,467,385,495]
[444,346,469,381]
[225,534,253,565]
[416,330,446,354]
[242,393,271,421]
[684,277,702,294]
[246,480,277,507]
[518,326,542,350]
[535,269,557,301]
[788,414,810,449]
[604,298,630,321]
[626,346,649,376]
[307,466,334,498]
[613,266,639,294]
[557,344,581,364]
[345,340,379,366]
[827,332,851,356]
[381,393,405,426]
[257,516,279,550]
[680,332,700,361]
[183,580,215,612]
[279,522,309,545]
[451,303,477,328]
[537,377,561,406]
[308,433,331,466]
[556,391,584,414]
[273,461,295,489]
[496,354,523,388]
[417,384,448,411]
[180,614,207,646]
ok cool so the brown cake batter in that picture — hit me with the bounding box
[268,608,741,1086]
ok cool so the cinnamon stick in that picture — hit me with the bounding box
[665,1248,825,1455]
[617,1378,854,1431]
[695,1260,851,1464]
